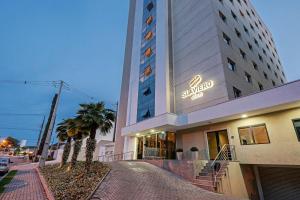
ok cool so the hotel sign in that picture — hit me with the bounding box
[182,75,214,100]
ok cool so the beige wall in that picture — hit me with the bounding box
[177,107,300,165]
[220,162,249,200]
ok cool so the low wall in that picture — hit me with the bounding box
[146,160,207,181]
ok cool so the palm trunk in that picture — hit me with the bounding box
[85,127,97,172]
[60,137,71,167]
[70,139,82,169]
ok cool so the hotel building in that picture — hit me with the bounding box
[114,0,300,199]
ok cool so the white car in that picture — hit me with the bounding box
[0,157,11,174]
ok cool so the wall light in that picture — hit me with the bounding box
[241,114,248,118]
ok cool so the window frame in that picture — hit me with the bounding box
[292,119,300,141]
[238,124,270,145]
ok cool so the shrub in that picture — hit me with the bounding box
[190,147,199,152]
[176,148,183,152]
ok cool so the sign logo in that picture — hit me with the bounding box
[182,75,214,100]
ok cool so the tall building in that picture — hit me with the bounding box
[115,0,286,156]
[113,1,300,199]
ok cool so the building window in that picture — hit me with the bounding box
[240,49,246,59]
[239,124,270,145]
[144,65,152,76]
[235,28,241,38]
[293,119,300,141]
[252,61,258,70]
[239,10,245,17]
[272,80,276,86]
[254,38,259,47]
[142,109,151,119]
[227,58,236,71]
[144,48,152,57]
[245,72,252,83]
[248,42,253,51]
[246,10,251,17]
[258,54,263,62]
[233,87,242,98]
[146,16,153,25]
[258,82,264,91]
[231,11,237,21]
[223,33,231,45]
[263,72,268,80]
[147,2,154,11]
[243,25,249,35]
[143,87,151,96]
[144,31,153,40]
[219,11,226,22]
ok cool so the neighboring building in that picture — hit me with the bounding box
[114,0,299,199]
[55,127,115,162]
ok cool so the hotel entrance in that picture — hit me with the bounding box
[136,132,176,159]
[207,130,229,160]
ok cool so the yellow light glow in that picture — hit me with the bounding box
[241,114,248,118]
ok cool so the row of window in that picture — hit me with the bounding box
[228,57,281,94]
[219,10,284,80]
[137,0,156,122]
[220,0,276,50]
[238,119,300,145]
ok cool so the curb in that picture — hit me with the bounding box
[35,167,55,200]
[0,170,11,182]
[85,168,111,200]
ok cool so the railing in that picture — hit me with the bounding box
[143,148,167,160]
[210,145,236,188]
[98,151,134,162]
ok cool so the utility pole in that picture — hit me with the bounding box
[39,81,63,167]
[34,115,45,161]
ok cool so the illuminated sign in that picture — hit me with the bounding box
[182,75,214,100]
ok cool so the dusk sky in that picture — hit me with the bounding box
[0,0,299,145]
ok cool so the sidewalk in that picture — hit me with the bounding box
[0,162,48,200]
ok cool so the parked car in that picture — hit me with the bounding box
[0,157,11,174]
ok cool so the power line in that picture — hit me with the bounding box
[0,113,44,117]
[0,127,40,131]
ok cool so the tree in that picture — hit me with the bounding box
[68,119,88,170]
[3,136,19,148]
[56,119,73,167]
[76,102,115,172]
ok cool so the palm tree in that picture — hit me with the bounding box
[56,119,72,167]
[76,102,115,172]
[65,119,88,170]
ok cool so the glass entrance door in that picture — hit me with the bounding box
[137,137,144,159]
[137,132,176,159]
[207,130,229,160]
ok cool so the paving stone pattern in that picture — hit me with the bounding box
[0,163,47,200]
[91,161,238,200]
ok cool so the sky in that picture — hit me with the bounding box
[0,0,299,146]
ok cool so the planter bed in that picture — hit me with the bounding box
[40,162,110,200]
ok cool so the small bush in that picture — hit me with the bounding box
[176,148,183,152]
[190,147,199,152]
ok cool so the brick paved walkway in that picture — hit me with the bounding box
[91,161,238,200]
[0,162,47,200]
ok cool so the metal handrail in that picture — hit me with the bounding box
[98,151,134,162]
[210,144,236,187]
